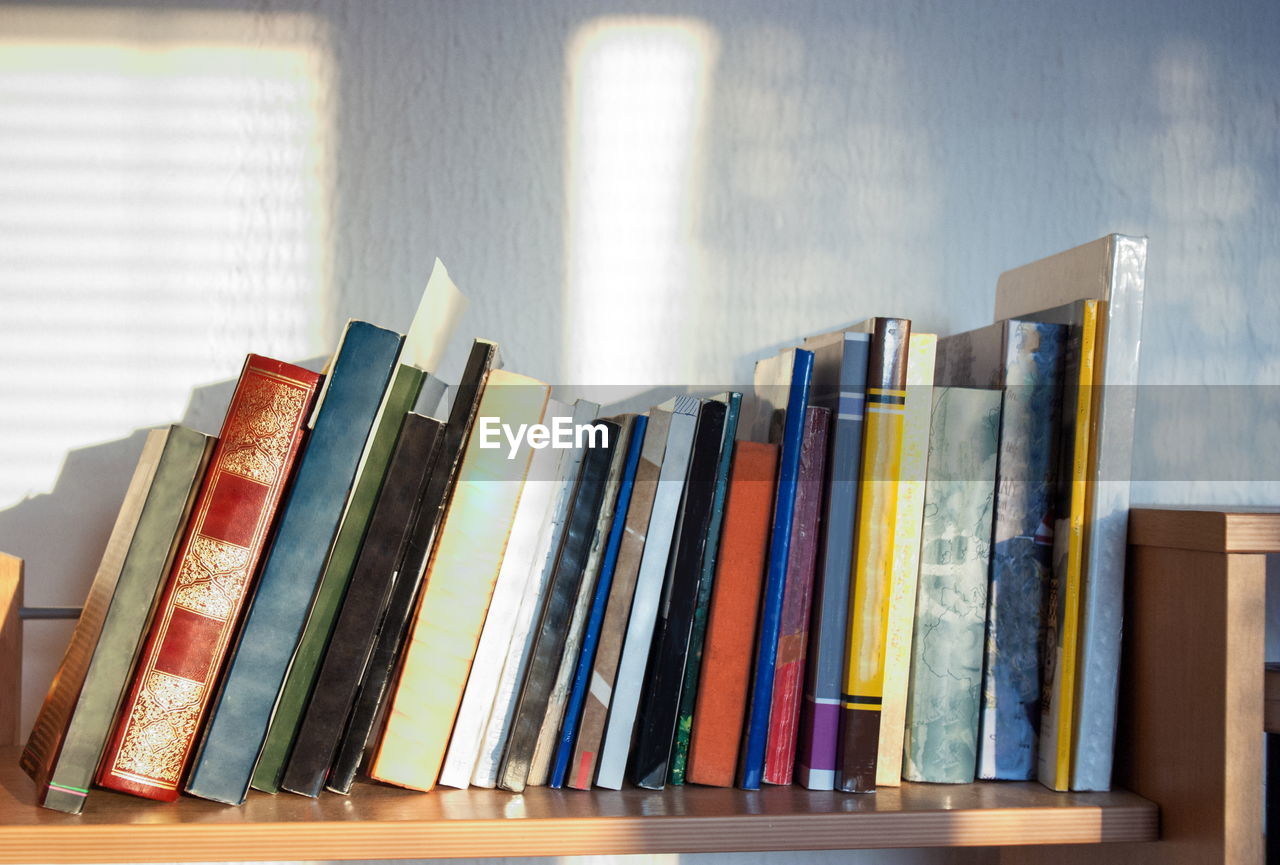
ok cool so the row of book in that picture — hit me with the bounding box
[20,235,1145,812]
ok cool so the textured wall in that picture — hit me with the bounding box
[2,1,1278,862]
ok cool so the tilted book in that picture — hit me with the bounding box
[632,399,726,789]
[368,369,549,791]
[437,398,571,790]
[763,404,829,785]
[997,235,1146,791]
[668,393,741,786]
[903,386,1001,784]
[327,340,498,794]
[96,355,322,801]
[877,331,936,786]
[739,348,814,790]
[567,410,670,790]
[471,398,600,788]
[837,317,910,793]
[186,322,403,805]
[796,330,870,790]
[594,396,700,790]
[279,413,446,797]
[551,415,647,789]
[685,441,779,787]
[24,426,213,813]
[498,420,620,792]
[936,320,1066,781]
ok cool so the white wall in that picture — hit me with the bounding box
[2,1,1277,863]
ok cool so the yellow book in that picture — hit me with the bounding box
[837,317,910,793]
[1037,299,1099,791]
[369,369,549,791]
[875,332,936,786]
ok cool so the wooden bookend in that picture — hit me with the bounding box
[0,553,22,747]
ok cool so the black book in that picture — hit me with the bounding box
[497,421,620,792]
[280,413,446,797]
[631,398,727,789]
[326,339,499,794]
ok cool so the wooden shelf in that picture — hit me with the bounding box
[0,747,1156,862]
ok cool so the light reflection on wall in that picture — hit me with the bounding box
[564,17,717,393]
[0,7,331,508]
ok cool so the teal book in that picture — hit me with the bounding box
[902,386,1001,783]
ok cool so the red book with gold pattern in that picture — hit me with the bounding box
[95,355,322,801]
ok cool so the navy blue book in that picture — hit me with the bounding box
[738,347,814,790]
[185,321,402,805]
[548,414,647,788]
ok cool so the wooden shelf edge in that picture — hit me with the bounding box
[1129,507,1280,553]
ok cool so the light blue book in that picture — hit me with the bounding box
[185,321,402,805]
[903,386,1002,783]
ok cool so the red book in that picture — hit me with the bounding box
[686,441,779,787]
[95,355,321,801]
[763,406,829,784]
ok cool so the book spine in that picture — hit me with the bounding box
[185,323,403,805]
[1038,301,1099,792]
[566,411,671,790]
[326,340,498,794]
[95,356,322,802]
[837,317,910,793]
[763,405,829,785]
[550,415,647,788]
[876,332,937,787]
[470,399,600,788]
[527,421,629,787]
[668,393,742,786]
[369,370,549,791]
[251,360,423,793]
[37,427,213,814]
[594,397,700,790]
[903,387,1001,784]
[631,400,727,789]
[279,414,445,797]
[977,322,1065,780]
[685,442,779,787]
[1072,237,1145,791]
[739,348,815,790]
[437,403,570,790]
[796,333,870,790]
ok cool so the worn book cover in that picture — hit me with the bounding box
[96,355,322,801]
[903,386,1001,784]
[25,426,213,813]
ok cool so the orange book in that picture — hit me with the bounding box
[686,441,779,787]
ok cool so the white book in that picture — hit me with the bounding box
[437,398,570,789]
[470,398,600,787]
[594,395,700,790]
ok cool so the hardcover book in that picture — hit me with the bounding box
[685,441,779,787]
[594,396,700,790]
[762,404,829,785]
[368,369,549,791]
[187,321,403,805]
[95,355,322,801]
[997,235,1147,791]
[668,393,742,785]
[23,426,213,813]
[902,386,1001,784]
[796,329,871,790]
[877,331,936,787]
[327,340,499,794]
[279,413,446,797]
[567,409,671,790]
[498,420,620,792]
[739,348,815,790]
[551,415,647,788]
[631,399,727,789]
[837,317,910,793]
